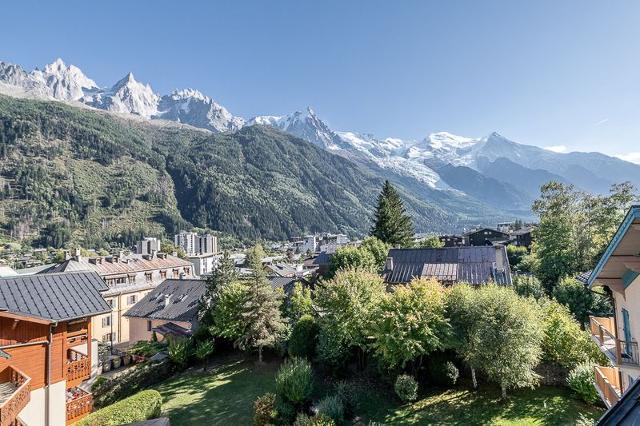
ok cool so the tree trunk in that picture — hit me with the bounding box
[471,367,478,389]
[501,384,507,399]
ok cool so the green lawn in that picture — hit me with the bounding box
[360,385,604,425]
[154,356,278,425]
[154,357,604,425]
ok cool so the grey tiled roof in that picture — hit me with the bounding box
[124,279,206,322]
[0,271,111,322]
[268,277,310,297]
[383,246,511,285]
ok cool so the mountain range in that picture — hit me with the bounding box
[2,58,640,239]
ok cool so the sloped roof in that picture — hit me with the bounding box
[462,228,510,237]
[268,276,310,297]
[597,375,640,425]
[153,322,192,338]
[0,271,111,322]
[383,246,511,285]
[48,253,191,276]
[124,279,206,323]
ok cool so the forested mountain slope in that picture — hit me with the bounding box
[0,95,498,247]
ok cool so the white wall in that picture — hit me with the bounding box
[19,380,66,426]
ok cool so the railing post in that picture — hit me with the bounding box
[599,324,605,345]
[615,339,622,364]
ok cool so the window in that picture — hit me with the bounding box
[101,316,111,327]
[127,295,137,305]
[147,320,152,331]
[106,299,114,308]
[160,270,167,279]
[145,272,153,282]
[102,332,116,343]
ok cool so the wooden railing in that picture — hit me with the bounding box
[0,367,31,426]
[66,349,91,388]
[66,388,93,425]
[594,365,621,408]
[589,316,640,366]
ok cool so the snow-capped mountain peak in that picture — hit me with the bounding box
[426,131,476,149]
[81,71,159,117]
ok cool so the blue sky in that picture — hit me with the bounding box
[2,1,640,161]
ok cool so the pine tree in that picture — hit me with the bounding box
[200,250,238,322]
[370,180,414,247]
[237,244,286,363]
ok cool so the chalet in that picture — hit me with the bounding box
[438,235,464,248]
[302,252,332,276]
[0,271,111,425]
[47,250,192,346]
[463,228,510,246]
[510,228,533,248]
[585,205,640,410]
[382,246,512,286]
[124,279,206,343]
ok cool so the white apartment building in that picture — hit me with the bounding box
[174,231,218,256]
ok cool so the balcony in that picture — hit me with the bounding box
[589,316,640,366]
[66,348,91,389]
[0,367,31,426]
[594,365,622,408]
[66,387,93,425]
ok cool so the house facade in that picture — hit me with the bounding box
[124,279,206,343]
[47,251,192,346]
[0,271,111,425]
[586,205,640,410]
[463,228,510,246]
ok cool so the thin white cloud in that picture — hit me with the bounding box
[615,152,640,164]
[544,145,569,153]
[595,118,609,126]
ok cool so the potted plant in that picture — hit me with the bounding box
[111,357,122,369]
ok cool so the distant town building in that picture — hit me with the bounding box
[438,235,464,248]
[463,228,511,246]
[188,253,218,277]
[383,246,512,286]
[136,237,161,256]
[174,231,218,256]
[511,228,533,248]
[497,222,514,233]
[47,250,192,345]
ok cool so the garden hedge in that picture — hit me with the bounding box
[76,389,162,426]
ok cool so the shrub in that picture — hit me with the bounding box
[333,380,360,414]
[276,357,314,405]
[254,393,276,426]
[91,376,108,393]
[168,338,191,369]
[513,274,545,300]
[289,314,319,359]
[76,390,162,426]
[315,395,344,423]
[394,374,418,403]
[274,396,297,425]
[294,413,336,426]
[567,363,599,404]
[444,362,459,385]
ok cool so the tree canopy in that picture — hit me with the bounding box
[370,180,414,247]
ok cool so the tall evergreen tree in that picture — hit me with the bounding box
[202,250,238,312]
[237,244,286,363]
[370,180,414,247]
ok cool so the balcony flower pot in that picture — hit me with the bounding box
[102,361,111,372]
[123,354,132,366]
[111,357,122,369]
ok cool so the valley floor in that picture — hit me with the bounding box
[153,355,603,425]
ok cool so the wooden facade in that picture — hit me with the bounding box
[0,313,93,425]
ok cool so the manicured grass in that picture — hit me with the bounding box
[360,385,605,425]
[154,356,278,425]
[154,356,604,425]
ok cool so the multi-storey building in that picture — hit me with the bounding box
[47,251,192,346]
[135,237,161,256]
[586,205,640,409]
[0,271,111,425]
[174,232,218,256]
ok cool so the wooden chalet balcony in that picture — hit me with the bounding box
[0,367,31,426]
[66,388,93,425]
[595,365,622,408]
[589,316,640,366]
[66,348,91,388]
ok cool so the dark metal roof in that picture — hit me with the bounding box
[597,377,640,425]
[153,322,192,338]
[124,279,206,323]
[268,277,310,297]
[462,228,510,237]
[576,270,592,285]
[0,271,111,322]
[383,246,511,285]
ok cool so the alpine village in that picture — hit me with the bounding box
[3,13,640,426]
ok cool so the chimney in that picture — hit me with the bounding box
[164,294,172,307]
[73,248,82,262]
[384,257,394,272]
